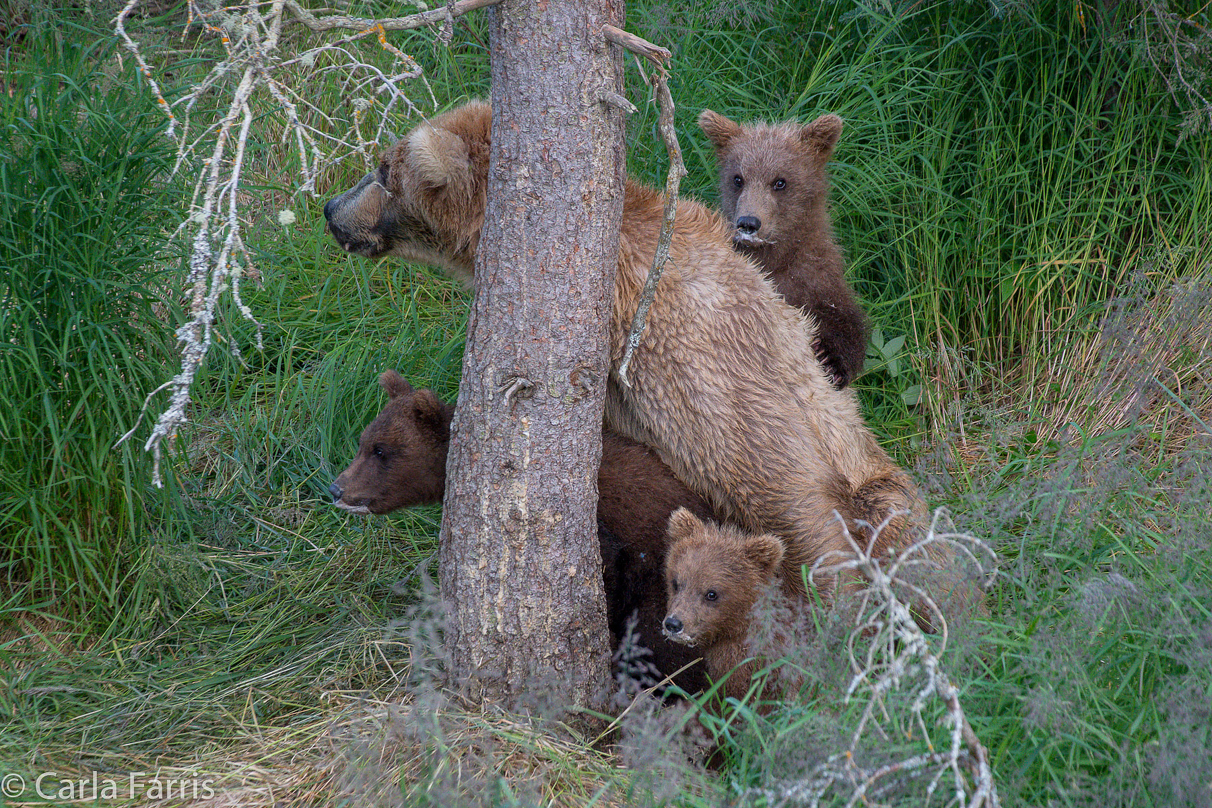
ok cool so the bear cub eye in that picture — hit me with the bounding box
[704,590,718,602]
[671,578,680,593]
[372,445,388,461]
[772,178,786,190]
[732,175,744,189]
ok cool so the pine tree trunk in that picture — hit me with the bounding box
[438,0,626,714]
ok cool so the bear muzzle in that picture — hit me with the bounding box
[662,614,695,645]
[322,172,390,257]
[328,480,372,515]
[732,215,774,248]
[324,216,382,257]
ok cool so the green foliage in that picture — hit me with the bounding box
[0,34,186,629]
[1,1,1210,806]
[633,0,1209,413]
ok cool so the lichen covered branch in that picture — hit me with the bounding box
[113,0,436,484]
[604,26,686,387]
[747,509,1001,807]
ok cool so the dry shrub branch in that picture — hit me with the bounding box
[112,0,442,485]
[601,24,688,387]
[748,509,1000,807]
[1130,0,1212,138]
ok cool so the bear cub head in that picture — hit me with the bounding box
[698,108,842,254]
[323,101,493,287]
[328,370,454,514]
[661,507,785,650]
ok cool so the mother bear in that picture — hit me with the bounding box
[323,101,925,601]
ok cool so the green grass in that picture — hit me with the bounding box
[0,30,190,631]
[2,0,1210,805]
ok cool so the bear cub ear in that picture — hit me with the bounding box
[744,533,785,578]
[666,506,706,545]
[800,114,843,162]
[380,370,413,399]
[698,109,744,154]
[408,124,474,194]
[411,389,449,438]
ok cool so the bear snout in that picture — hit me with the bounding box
[328,480,372,514]
[663,614,693,645]
[731,215,772,248]
[322,172,389,257]
[324,217,358,252]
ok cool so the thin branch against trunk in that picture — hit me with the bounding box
[282,0,501,32]
[601,25,686,386]
[602,23,670,62]
[616,66,684,386]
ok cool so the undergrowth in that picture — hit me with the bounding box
[1,0,1209,806]
[0,31,188,630]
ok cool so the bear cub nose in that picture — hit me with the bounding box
[663,615,683,634]
[736,216,761,234]
[328,481,343,502]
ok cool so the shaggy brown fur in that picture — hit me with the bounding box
[699,109,869,389]
[661,508,789,703]
[323,101,930,607]
[329,370,713,695]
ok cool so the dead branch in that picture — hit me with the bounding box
[747,509,1001,807]
[603,25,686,387]
[282,0,500,33]
[603,24,671,64]
[113,0,439,485]
[1132,1,1212,138]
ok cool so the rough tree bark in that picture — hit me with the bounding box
[438,0,626,713]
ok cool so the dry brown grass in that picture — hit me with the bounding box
[0,611,92,658]
[116,688,638,808]
[920,273,1212,472]
[1030,278,1212,447]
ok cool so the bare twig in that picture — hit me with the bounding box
[1131,0,1212,138]
[603,24,671,64]
[113,0,442,484]
[747,509,1000,807]
[282,0,500,33]
[603,26,686,387]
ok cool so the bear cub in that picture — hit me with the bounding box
[699,108,869,389]
[662,507,798,704]
[330,370,713,696]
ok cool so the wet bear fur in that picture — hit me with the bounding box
[323,100,930,608]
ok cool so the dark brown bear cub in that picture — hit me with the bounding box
[661,508,796,704]
[699,109,869,389]
[330,370,713,696]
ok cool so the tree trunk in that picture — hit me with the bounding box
[438,0,626,714]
